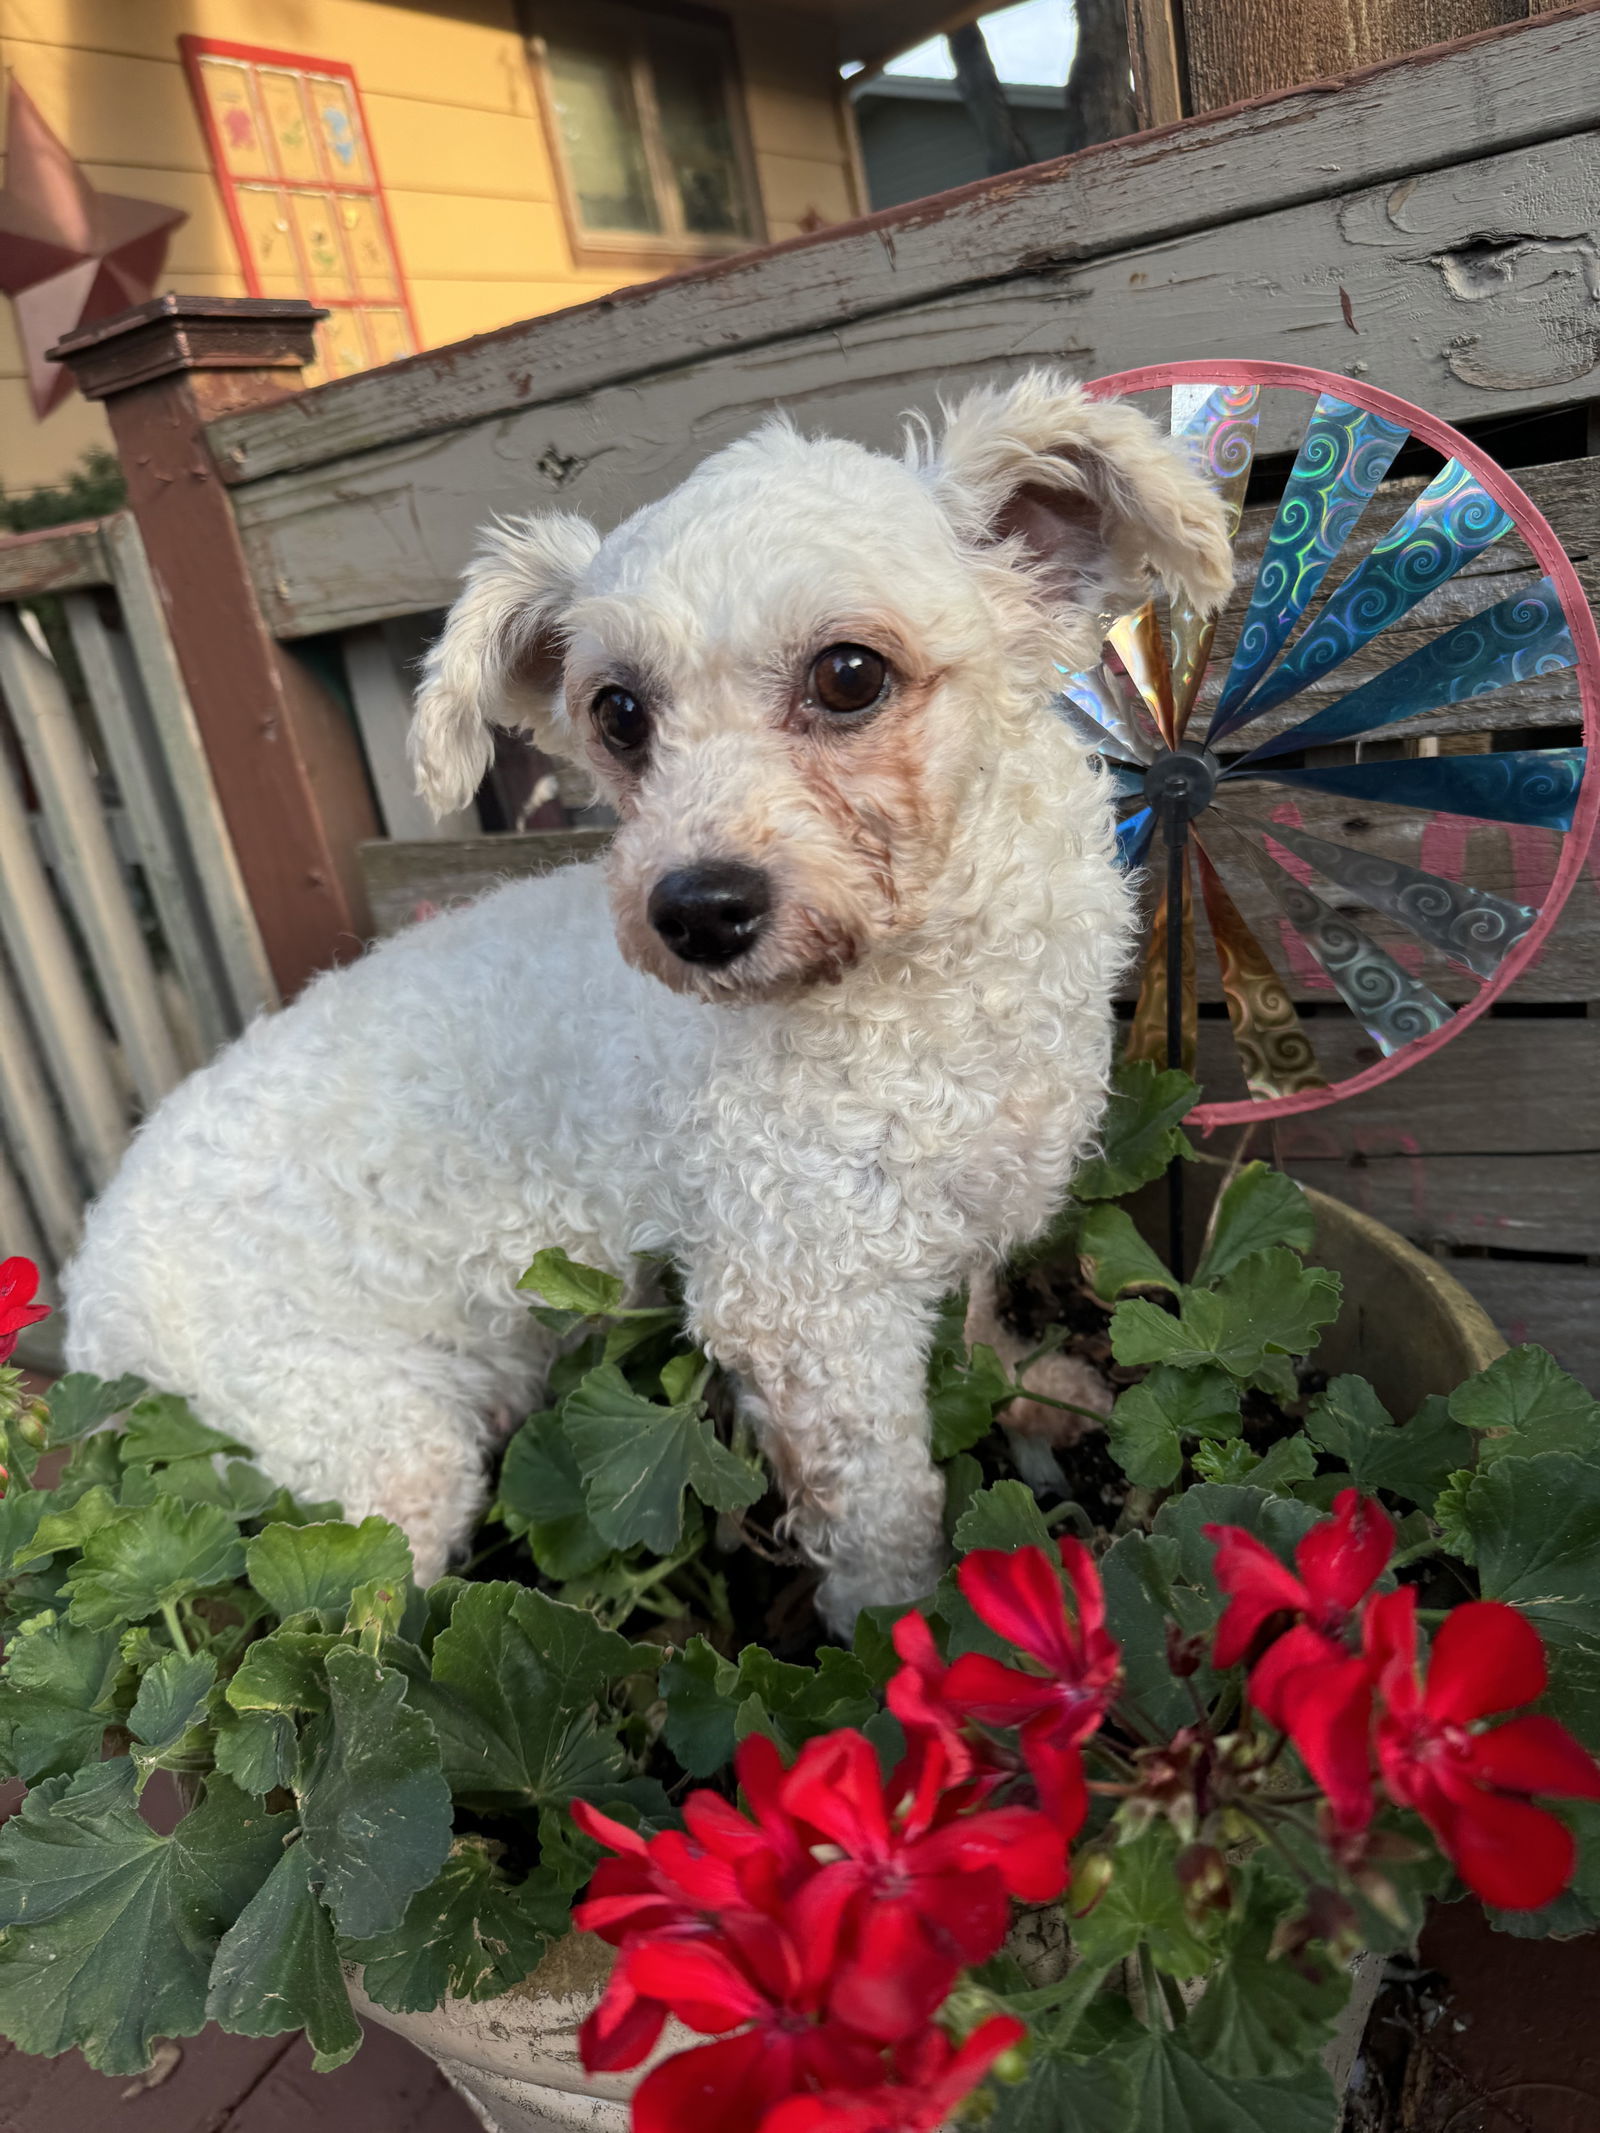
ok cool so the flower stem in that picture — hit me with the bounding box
[1004,1384,1110,1424]
[1137,1945,1168,2031]
[161,1599,191,1656]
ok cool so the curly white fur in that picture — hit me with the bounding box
[64,373,1231,1630]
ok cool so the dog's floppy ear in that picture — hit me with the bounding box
[926,370,1234,626]
[410,511,600,817]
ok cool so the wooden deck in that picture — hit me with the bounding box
[0,2023,479,2133]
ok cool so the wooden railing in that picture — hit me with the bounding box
[0,516,274,1365]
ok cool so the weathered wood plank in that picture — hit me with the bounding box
[1279,1150,1599,1255]
[0,521,108,601]
[1442,1258,1600,1390]
[233,125,1600,638]
[1182,0,1524,114]
[207,5,1600,485]
[360,829,613,935]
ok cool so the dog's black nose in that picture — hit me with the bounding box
[648,863,772,966]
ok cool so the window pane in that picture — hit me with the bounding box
[289,191,354,297]
[547,44,660,234]
[649,37,752,239]
[197,59,274,179]
[257,69,322,182]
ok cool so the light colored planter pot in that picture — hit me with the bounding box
[355,1179,1503,2129]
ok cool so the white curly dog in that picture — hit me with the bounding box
[64,373,1231,1631]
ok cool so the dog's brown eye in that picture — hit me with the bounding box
[593,686,648,754]
[811,644,888,716]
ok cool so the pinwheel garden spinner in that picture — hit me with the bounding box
[1065,361,1599,1148]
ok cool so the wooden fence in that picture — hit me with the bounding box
[29,3,1600,1383]
[0,516,275,1367]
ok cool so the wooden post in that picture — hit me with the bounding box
[1132,0,1530,122]
[50,296,379,998]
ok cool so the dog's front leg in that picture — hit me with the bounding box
[688,1262,947,1637]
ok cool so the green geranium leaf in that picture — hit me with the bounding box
[1069,1825,1220,1977]
[1111,2025,1339,2133]
[153,1457,280,1519]
[1193,1164,1316,1288]
[128,1650,218,1790]
[414,1582,646,1810]
[0,1767,287,2074]
[206,1839,361,2069]
[927,1305,1013,1462]
[1305,1377,1473,1509]
[348,1838,568,2012]
[247,1518,414,1621]
[13,1483,123,1568]
[296,1645,452,1939]
[227,1628,339,1715]
[562,1364,762,1555]
[660,1636,740,1778]
[497,1411,610,1580]
[43,1371,146,1447]
[0,1491,50,1577]
[1073,1061,1198,1200]
[1113,1250,1340,1387]
[1100,1530,1192,1736]
[952,1480,1055,1556]
[732,1646,878,1759]
[213,1704,298,1796]
[1108,1365,1241,1489]
[118,1394,249,1466]
[1457,1453,1600,1649]
[1194,1433,1317,1496]
[1185,1869,1350,2079]
[0,1615,125,1782]
[517,1246,626,1317]
[64,1498,246,1630]
[1448,1346,1600,1465]
[1078,1205,1178,1303]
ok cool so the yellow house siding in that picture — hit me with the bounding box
[0,0,863,493]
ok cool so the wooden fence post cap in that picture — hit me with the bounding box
[49,294,327,402]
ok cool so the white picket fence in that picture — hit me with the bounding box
[0,513,276,1367]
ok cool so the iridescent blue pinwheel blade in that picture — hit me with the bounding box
[1053,691,1146,766]
[1233,748,1586,832]
[1225,461,1515,730]
[1240,581,1575,764]
[1208,396,1410,741]
[1226,832,1454,1055]
[1059,667,1156,762]
[1234,813,1535,979]
[1115,808,1155,871]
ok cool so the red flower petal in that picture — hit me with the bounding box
[634,2031,788,2133]
[827,1894,965,2042]
[1021,1728,1089,1840]
[1296,1491,1394,1617]
[1364,1587,1422,1714]
[941,1652,1061,1726]
[1432,1786,1577,1912]
[1276,1651,1377,1834]
[1468,1715,1600,1803]
[1247,1622,1348,1731]
[570,1797,650,1856]
[578,1972,670,2072]
[627,1938,768,2032]
[958,1548,1080,1675]
[1057,1537,1108,1647]
[783,1731,891,1859]
[1205,1525,1309,1669]
[1425,1602,1546,1726]
[916,1801,1068,1904]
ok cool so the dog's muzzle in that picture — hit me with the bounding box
[648,862,773,967]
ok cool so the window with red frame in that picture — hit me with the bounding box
[181,37,417,383]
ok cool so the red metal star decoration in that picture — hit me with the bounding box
[0,77,187,416]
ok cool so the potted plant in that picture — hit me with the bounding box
[0,1062,1594,2133]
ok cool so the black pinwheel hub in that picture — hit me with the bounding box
[1142,741,1221,826]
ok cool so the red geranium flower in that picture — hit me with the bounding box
[1207,1488,1394,1730]
[0,1257,49,1365]
[780,1727,1065,2041]
[929,1539,1120,1831]
[1366,1589,1600,1910]
[614,1889,888,2133]
[758,2014,1027,2132]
